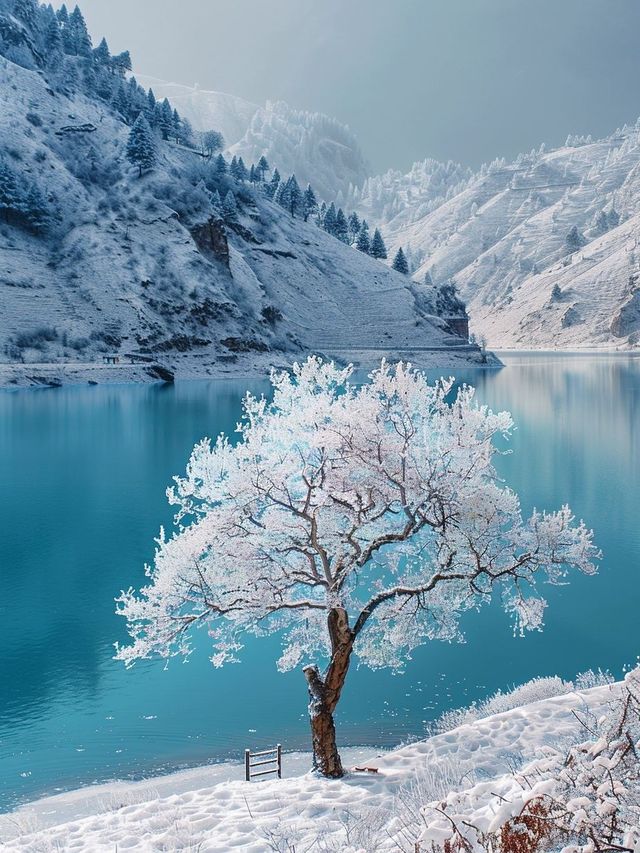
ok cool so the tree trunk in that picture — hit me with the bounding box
[303,607,354,778]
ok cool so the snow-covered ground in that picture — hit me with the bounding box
[0,682,620,852]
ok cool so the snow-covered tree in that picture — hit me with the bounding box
[23,183,50,232]
[92,36,110,66]
[347,211,361,244]
[303,184,318,222]
[392,246,409,274]
[273,178,289,209]
[116,358,598,779]
[323,201,337,236]
[157,98,173,140]
[257,155,269,181]
[222,189,238,221]
[0,159,25,221]
[12,0,38,29]
[112,50,132,75]
[145,88,157,124]
[232,156,248,182]
[200,130,224,160]
[66,5,92,56]
[370,228,387,260]
[286,174,302,216]
[211,189,222,211]
[566,225,585,253]
[334,207,349,243]
[265,168,280,199]
[215,153,228,176]
[56,3,69,26]
[356,221,370,253]
[44,14,63,58]
[126,113,157,177]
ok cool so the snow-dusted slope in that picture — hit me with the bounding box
[1,682,620,851]
[0,58,478,387]
[366,133,640,349]
[134,75,370,202]
[133,74,259,147]
[229,100,370,202]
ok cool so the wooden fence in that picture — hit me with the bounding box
[244,744,282,781]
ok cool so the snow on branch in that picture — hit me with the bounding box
[115,357,598,672]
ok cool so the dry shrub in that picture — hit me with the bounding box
[499,799,555,853]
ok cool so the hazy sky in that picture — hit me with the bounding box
[57,0,640,173]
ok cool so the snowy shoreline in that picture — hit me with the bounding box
[0,346,498,390]
[0,683,620,851]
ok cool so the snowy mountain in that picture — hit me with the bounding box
[133,74,259,148]
[228,100,370,203]
[134,77,370,202]
[357,134,640,349]
[0,14,480,387]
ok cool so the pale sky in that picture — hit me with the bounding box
[56,0,640,172]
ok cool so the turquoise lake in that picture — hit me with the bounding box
[1,353,638,810]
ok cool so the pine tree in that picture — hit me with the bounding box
[347,211,361,244]
[146,89,157,124]
[23,184,50,232]
[287,175,302,216]
[0,160,24,220]
[211,189,222,211]
[236,156,248,182]
[248,164,257,183]
[67,5,92,56]
[392,246,409,274]
[112,84,130,120]
[257,155,269,180]
[179,116,194,148]
[13,0,38,29]
[566,225,584,252]
[323,202,337,236]
[303,184,318,221]
[265,169,280,199]
[370,228,387,260]
[126,113,157,176]
[112,50,132,75]
[215,153,228,176]
[158,98,173,140]
[274,178,289,209]
[317,201,327,227]
[222,189,238,220]
[335,207,349,243]
[44,14,63,58]
[93,36,110,65]
[423,269,434,286]
[356,221,370,253]
[56,3,69,25]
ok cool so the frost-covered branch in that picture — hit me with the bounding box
[116,357,598,675]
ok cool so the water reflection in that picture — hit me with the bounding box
[0,357,638,809]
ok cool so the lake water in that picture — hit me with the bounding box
[1,353,639,810]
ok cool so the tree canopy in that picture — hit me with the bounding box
[117,358,598,777]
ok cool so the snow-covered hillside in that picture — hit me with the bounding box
[134,76,370,202]
[0,52,479,387]
[229,99,370,203]
[133,74,259,147]
[359,133,640,349]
